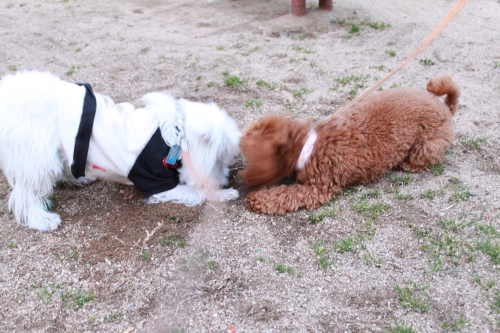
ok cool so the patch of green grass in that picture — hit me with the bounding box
[309,60,317,68]
[394,282,430,313]
[207,81,214,88]
[224,75,245,88]
[335,73,371,86]
[141,250,149,260]
[65,64,84,76]
[361,190,380,200]
[349,24,360,34]
[256,256,266,262]
[245,100,263,108]
[494,61,500,69]
[65,248,79,261]
[61,289,94,310]
[448,184,470,203]
[162,235,186,248]
[476,238,500,264]
[459,136,487,149]
[216,45,224,51]
[362,251,384,268]
[222,70,229,76]
[256,79,277,89]
[307,206,340,224]
[385,50,396,57]
[312,240,334,271]
[390,321,416,333]
[293,87,312,98]
[370,65,385,71]
[419,58,436,66]
[275,263,295,275]
[439,219,466,233]
[332,235,365,253]
[390,173,413,186]
[304,48,316,54]
[363,21,391,30]
[395,193,414,201]
[204,260,218,269]
[351,200,389,220]
[420,189,440,200]
[103,313,122,323]
[442,313,470,333]
[428,162,445,175]
[8,65,18,71]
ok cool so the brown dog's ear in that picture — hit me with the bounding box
[239,115,293,189]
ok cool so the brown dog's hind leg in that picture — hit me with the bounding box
[246,184,341,215]
[397,135,451,172]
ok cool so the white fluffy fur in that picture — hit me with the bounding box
[0,71,241,231]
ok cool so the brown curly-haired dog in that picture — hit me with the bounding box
[239,75,460,215]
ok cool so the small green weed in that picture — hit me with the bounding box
[312,240,334,271]
[419,58,435,66]
[428,162,445,175]
[476,238,500,264]
[207,81,214,88]
[103,313,122,323]
[459,136,487,149]
[335,74,371,86]
[390,320,416,333]
[370,65,385,71]
[256,79,276,89]
[65,64,84,76]
[65,248,79,261]
[275,263,295,275]
[361,190,380,199]
[332,235,365,253]
[394,282,430,313]
[293,87,312,98]
[494,61,500,69]
[245,100,263,108]
[61,289,94,310]
[141,250,149,260]
[307,206,340,224]
[420,189,439,200]
[390,173,413,186]
[349,24,360,34]
[351,200,389,220]
[442,313,470,333]
[362,251,384,268]
[224,75,245,88]
[385,50,396,57]
[363,21,391,30]
[205,260,218,269]
[162,235,186,248]
[8,65,17,71]
[216,46,224,51]
[395,193,414,201]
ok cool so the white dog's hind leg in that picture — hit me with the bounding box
[8,186,62,231]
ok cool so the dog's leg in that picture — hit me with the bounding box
[398,134,452,172]
[214,188,239,202]
[8,184,62,231]
[146,185,205,206]
[246,184,341,215]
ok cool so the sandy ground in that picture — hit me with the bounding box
[0,0,499,332]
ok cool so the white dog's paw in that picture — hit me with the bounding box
[216,188,239,202]
[27,210,62,231]
[76,176,97,185]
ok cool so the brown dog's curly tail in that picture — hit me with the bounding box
[426,75,460,115]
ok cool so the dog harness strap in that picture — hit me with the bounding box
[71,83,97,178]
[296,129,317,170]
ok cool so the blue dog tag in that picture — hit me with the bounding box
[165,145,181,165]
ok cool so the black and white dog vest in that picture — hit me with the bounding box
[57,83,179,197]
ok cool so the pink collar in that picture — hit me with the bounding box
[296,129,317,170]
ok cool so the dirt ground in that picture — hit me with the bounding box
[0,0,499,332]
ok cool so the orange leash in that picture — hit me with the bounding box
[328,0,469,119]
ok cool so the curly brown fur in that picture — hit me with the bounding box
[239,75,460,215]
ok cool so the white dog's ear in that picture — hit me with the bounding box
[178,99,241,175]
[141,92,181,147]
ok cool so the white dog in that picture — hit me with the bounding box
[0,71,241,231]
